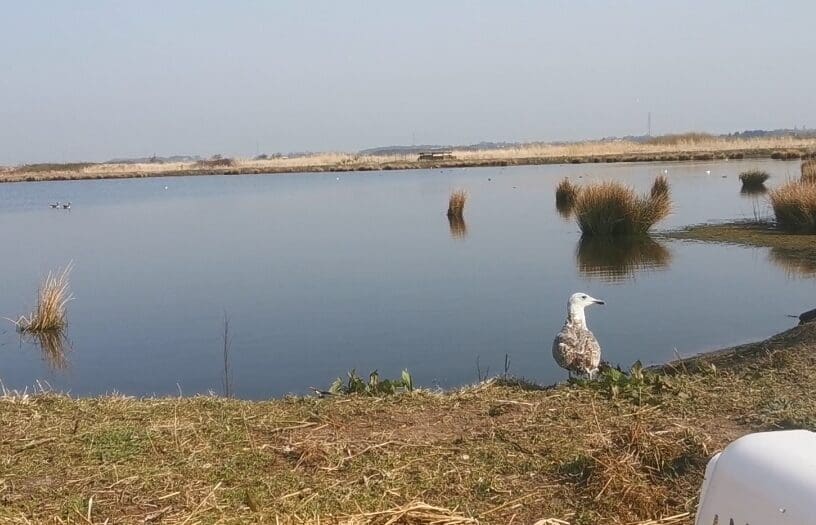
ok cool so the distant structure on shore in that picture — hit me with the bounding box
[417,151,455,161]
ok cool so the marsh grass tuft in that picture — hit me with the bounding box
[574,180,671,236]
[650,175,670,199]
[802,159,816,183]
[739,169,770,189]
[12,264,73,333]
[770,181,816,233]
[447,189,468,218]
[555,178,581,216]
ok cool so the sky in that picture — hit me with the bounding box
[1,1,814,164]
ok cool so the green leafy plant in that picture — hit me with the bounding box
[579,360,668,403]
[329,369,414,396]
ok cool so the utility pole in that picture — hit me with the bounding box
[647,112,652,137]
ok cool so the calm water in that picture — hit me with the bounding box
[0,159,812,398]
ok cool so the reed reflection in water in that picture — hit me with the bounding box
[740,185,769,197]
[576,236,672,282]
[769,247,816,278]
[447,214,468,239]
[24,330,71,371]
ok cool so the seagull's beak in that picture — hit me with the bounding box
[594,299,605,305]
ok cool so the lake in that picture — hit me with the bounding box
[0,159,812,398]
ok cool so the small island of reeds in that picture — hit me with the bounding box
[447,189,468,219]
[574,177,671,236]
[739,169,770,189]
[11,264,73,333]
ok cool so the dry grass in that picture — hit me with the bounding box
[738,169,770,188]
[802,159,816,183]
[650,175,670,199]
[447,189,468,218]
[577,236,671,282]
[3,322,816,523]
[11,264,73,333]
[770,181,816,233]
[4,135,816,184]
[574,180,671,237]
[555,178,581,217]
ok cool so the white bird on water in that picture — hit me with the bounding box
[552,292,605,379]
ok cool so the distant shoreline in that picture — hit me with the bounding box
[3,138,814,184]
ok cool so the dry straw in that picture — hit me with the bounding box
[802,159,816,183]
[574,179,671,236]
[555,178,581,217]
[447,189,468,218]
[770,181,816,233]
[739,169,770,188]
[12,263,73,333]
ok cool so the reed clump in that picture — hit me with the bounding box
[739,169,770,188]
[555,178,581,207]
[802,159,816,183]
[13,264,73,333]
[574,179,671,236]
[770,181,816,233]
[650,175,670,199]
[447,189,468,218]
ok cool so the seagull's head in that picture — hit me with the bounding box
[569,292,605,310]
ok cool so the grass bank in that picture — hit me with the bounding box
[662,221,816,276]
[3,136,816,184]
[2,322,816,524]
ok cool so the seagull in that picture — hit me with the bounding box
[552,292,605,379]
[62,202,71,209]
[49,202,60,209]
[705,170,711,174]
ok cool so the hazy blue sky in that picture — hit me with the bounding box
[1,1,814,164]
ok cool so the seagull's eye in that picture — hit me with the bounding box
[581,295,587,299]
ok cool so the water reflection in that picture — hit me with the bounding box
[447,214,468,239]
[769,248,816,278]
[555,198,576,219]
[740,185,768,197]
[24,330,71,371]
[576,236,672,282]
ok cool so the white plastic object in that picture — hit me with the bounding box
[695,430,816,525]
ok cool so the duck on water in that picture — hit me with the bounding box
[552,292,605,379]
